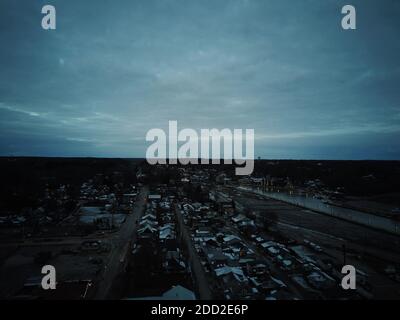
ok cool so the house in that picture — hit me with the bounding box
[205,248,229,267]
[162,285,195,300]
[159,226,175,240]
[231,214,246,223]
[138,224,158,237]
[139,218,158,227]
[160,201,171,211]
[126,285,195,300]
[306,271,335,290]
[195,226,212,237]
[142,213,157,220]
[223,235,241,243]
[267,247,280,256]
[148,194,161,201]
[215,266,246,282]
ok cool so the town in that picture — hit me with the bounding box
[0,157,399,300]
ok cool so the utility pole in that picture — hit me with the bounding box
[82,282,92,299]
[342,243,347,265]
[111,205,115,230]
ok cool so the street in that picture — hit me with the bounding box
[94,186,148,299]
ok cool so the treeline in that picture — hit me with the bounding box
[254,160,400,197]
[0,157,143,211]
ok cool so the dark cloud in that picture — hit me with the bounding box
[0,0,399,159]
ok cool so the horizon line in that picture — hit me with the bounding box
[1,156,399,162]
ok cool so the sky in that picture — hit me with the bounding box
[0,0,399,159]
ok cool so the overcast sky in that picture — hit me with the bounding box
[0,0,399,159]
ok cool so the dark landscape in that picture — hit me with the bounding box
[1,157,399,300]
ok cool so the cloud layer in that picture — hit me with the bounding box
[1,0,399,159]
